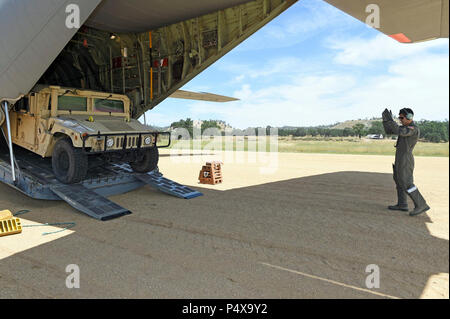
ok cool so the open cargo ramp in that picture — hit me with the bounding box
[0,146,202,221]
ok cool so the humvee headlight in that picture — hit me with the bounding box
[144,136,152,145]
[106,138,114,148]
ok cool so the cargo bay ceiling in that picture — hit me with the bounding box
[42,0,297,119]
[85,0,254,32]
[1,0,297,118]
[1,0,448,119]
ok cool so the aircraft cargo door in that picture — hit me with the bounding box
[0,0,101,103]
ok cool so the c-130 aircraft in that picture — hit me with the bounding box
[1,0,448,111]
[0,1,447,220]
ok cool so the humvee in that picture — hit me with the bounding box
[3,85,169,184]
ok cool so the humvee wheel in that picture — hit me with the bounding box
[130,147,159,173]
[52,138,88,184]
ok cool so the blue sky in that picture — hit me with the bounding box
[144,0,449,129]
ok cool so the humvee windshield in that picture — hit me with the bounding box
[94,99,124,113]
[58,96,87,111]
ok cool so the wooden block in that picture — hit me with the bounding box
[199,162,223,184]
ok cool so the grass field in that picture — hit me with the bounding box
[168,136,449,157]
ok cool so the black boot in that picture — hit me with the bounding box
[408,188,430,216]
[388,187,409,211]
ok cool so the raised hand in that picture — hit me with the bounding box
[382,108,393,121]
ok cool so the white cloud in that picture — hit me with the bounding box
[219,55,335,89]
[233,74,245,83]
[184,48,449,129]
[329,34,449,66]
[234,84,252,99]
[345,54,449,121]
[234,0,356,51]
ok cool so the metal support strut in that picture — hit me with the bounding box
[2,101,15,182]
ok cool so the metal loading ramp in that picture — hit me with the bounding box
[50,184,131,221]
[0,146,203,221]
[113,163,204,199]
[46,169,203,220]
[135,172,203,199]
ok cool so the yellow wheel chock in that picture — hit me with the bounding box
[0,210,22,237]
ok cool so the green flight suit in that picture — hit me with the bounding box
[383,119,419,193]
[382,111,430,216]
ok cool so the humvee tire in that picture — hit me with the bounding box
[130,147,159,173]
[52,138,88,184]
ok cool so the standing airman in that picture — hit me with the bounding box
[382,108,430,216]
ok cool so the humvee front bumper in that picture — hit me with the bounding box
[81,131,171,154]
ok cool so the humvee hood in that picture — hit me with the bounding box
[59,115,154,133]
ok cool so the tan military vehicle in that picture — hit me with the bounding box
[3,85,167,184]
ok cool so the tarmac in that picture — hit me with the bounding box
[0,150,448,298]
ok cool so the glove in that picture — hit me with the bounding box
[382,108,393,121]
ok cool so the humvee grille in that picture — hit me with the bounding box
[116,137,124,147]
[126,136,138,148]
[81,131,169,153]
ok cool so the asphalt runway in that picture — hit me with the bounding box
[0,151,448,298]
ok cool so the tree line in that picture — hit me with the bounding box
[277,122,384,138]
[170,118,224,137]
[279,120,449,142]
[169,118,449,143]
